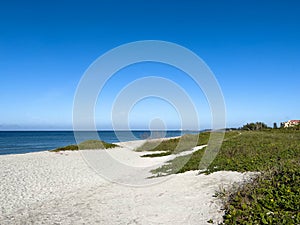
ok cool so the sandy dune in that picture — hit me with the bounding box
[0,139,256,225]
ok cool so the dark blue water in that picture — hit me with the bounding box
[0,130,199,155]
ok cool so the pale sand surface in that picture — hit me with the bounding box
[0,139,256,225]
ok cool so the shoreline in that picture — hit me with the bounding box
[0,137,256,224]
[0,130,194,156]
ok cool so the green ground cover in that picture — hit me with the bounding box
[50,139,118,152]
[140,130,300,224]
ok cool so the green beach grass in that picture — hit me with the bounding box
[136,132,213,157]
[50,139,118,152]
[139,129,300,224]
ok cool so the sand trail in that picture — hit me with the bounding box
[0,139,256,224]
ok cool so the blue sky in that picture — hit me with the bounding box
[0,0,299,130]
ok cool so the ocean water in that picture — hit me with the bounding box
[0,130,199,155]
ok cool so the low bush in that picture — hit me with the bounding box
[222,166,300,225]
[150,130,300,224]
[51,140,118,152]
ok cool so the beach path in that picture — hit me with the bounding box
[0,140,254,225]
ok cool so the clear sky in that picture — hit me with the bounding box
[0,0,299,130]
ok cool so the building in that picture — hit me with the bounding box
[284,120,300,128]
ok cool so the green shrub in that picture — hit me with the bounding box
[136,131,229,156]
[222,167,300,225]
[51,140,118,152]
[150,130,300,224]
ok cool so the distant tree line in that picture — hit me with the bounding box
[240,122,269,131]
[238,122,300,131]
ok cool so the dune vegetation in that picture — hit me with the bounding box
[135,133,207,155]
[208,130,300,224]
[136,131,231,156]
[50,139,118,152]
[138,128,300,224]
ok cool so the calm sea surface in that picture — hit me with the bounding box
[0,130,199,155]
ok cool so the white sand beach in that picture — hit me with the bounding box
[0,139,256,225]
